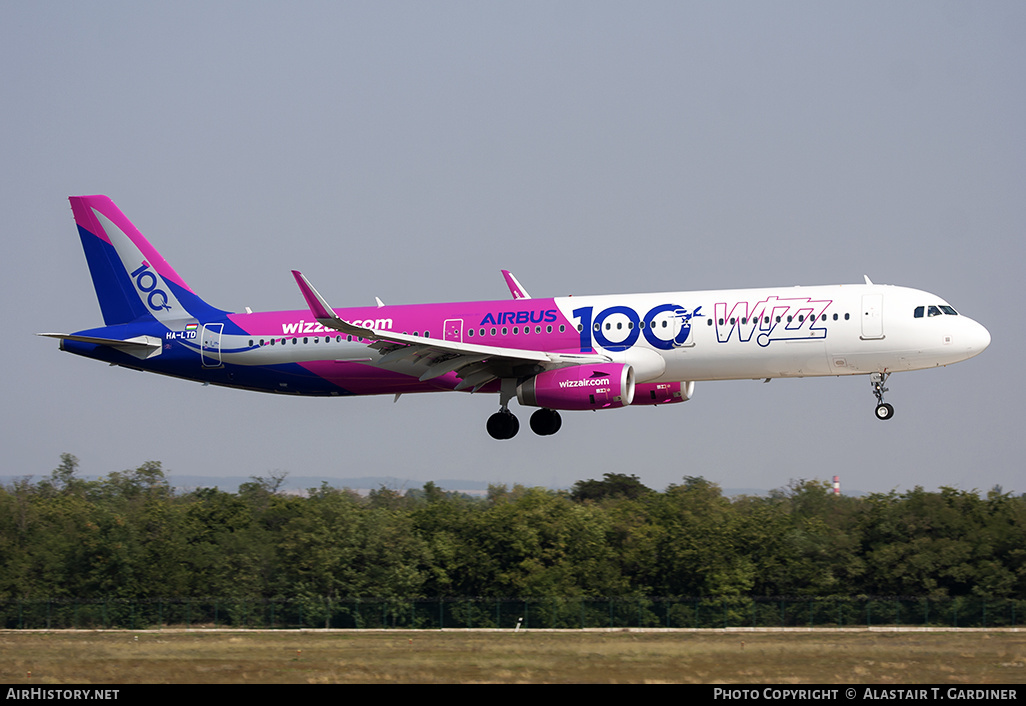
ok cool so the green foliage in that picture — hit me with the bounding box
[570,473,652,503]
[3,458,1026,605]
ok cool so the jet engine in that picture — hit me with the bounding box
[517,363,635,410]
[631,380,695,405]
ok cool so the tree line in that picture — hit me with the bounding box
[1,454,1023,602]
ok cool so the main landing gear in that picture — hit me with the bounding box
[529,408,562,436]
[871,372,894,421]
[486,408,563,439]
[486,379,563,439]
[486,409,520,440]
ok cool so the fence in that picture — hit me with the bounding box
[2,596,1023,630]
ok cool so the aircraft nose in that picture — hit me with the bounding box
[967,319,991,356]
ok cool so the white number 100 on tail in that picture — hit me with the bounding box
[42,196,990,439]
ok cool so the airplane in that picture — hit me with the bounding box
[41,195,991,439]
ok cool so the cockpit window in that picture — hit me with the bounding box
[915,304,959,318]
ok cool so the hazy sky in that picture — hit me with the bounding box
[3,2,1023,495]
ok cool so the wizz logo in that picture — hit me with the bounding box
[714,296,832,347]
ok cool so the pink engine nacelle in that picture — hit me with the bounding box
[517,363,636,411]
[631,380,695,405]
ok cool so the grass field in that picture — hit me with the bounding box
[2,629,1025,684]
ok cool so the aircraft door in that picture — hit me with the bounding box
[861,295,884,340]
[444,319,463,342]
[201,323,224,368]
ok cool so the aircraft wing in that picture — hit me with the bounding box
[292,271,606,390]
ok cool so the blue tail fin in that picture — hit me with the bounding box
[69,195,225,325]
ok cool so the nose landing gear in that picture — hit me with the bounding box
[871,372,894,420]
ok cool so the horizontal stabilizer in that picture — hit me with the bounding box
[37,333,163,360]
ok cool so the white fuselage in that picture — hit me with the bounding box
[545,283,990,383]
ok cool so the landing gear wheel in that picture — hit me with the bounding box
[870,372,894,421]
[530,408,562,436]
[486,410,520,440]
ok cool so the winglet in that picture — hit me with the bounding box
[864,275,874,285]
[291,270,336,320]
[291,271,376,338]
[501,270,532,299]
